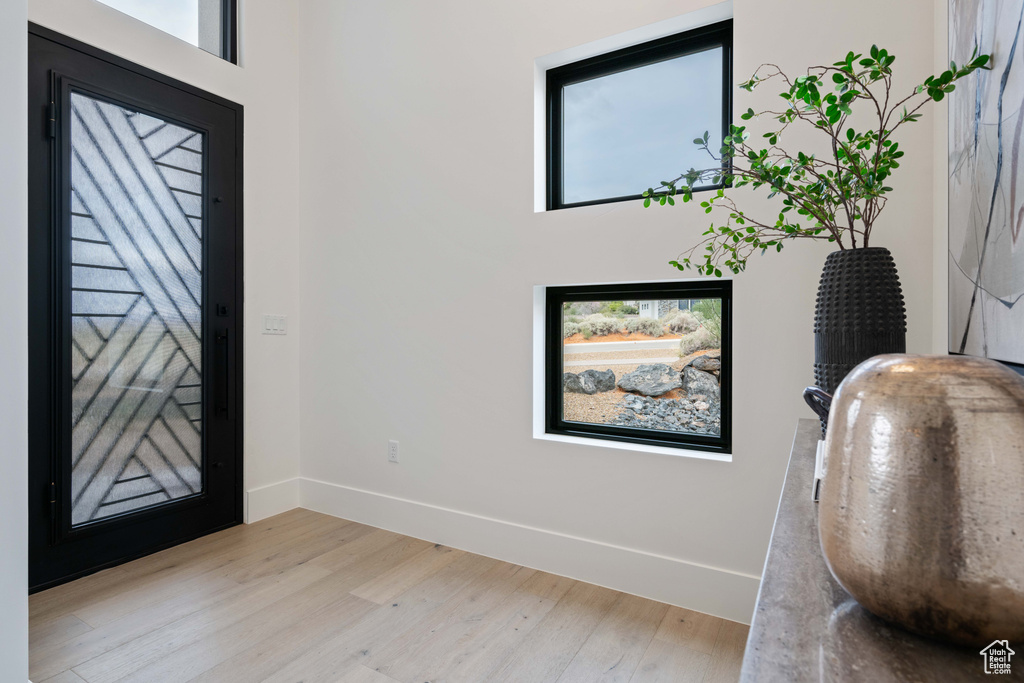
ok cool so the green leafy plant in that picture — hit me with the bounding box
[599,301,627,317]
[642,46,991,276]
[692,299,722,345]
[679,326,718,356]
[677,300,722,355]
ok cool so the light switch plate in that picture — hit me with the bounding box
[262,314,287,335]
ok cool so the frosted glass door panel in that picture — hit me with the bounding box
[70,92,204,525]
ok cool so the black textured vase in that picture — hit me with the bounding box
[814,247,907,431]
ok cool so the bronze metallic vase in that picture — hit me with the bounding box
[818,354,1024,647]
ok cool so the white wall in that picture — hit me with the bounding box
[296,0,939,622]
[27,0,306,518]
[932,0,951,353]
[0,0,29,678]
[6,0,946,645]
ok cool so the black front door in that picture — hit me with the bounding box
[28,26,243,592]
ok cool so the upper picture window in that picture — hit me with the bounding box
[546,20,732,209]
[96,0,237,62]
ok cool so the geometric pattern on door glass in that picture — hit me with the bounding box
[70,92,204,525]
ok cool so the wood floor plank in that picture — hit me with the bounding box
[39,670,88,683]
[519,570,577,601]
[557,593,670,683]
[262,552,498,683]
[119,592,377,683]
[72,569,239,628]
[309,527,414,573]
[350,543,462,604]
[30,508,322,628]
[70,563,331,683]
[367,560,536,680]
[630,639,710,683]
[489,580,621,683]
[31,574,249,681]
[702,620,749,683]
[189,534,445,683]
[29,567,132,625]
[339,665,402,683]
[215,515,364,584]
[393,583,557,683]
[654,606,724,655]
[64,524,293,627]
[30,511,748,683]
[29,613,93,653]
[28,518,357,683]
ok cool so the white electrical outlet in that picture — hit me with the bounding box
[262,314,287,335]
[388,440,400,463]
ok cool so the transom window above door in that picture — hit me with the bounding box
[96,0,237,62]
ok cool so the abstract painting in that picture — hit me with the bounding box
[949,0,1024,366]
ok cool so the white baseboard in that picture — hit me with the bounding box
[300,477,759,623]
[245,477,301,523]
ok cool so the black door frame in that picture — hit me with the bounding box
[28,24,244,592]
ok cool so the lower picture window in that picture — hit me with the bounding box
[546,281,731,453]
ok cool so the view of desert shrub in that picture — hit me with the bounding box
[662,308,700,335]
[581,314,622,336]
[624,318,664,337]
[560,299,719,342]
[678,326,717,355]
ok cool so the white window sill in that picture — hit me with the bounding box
[534,431,732,462]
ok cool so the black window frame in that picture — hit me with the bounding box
[96,0,237,63]
[545,280,732,455]
[221,0,238,65]
[546,19,733,211]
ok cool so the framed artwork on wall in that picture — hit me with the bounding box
[948,0,1024,370]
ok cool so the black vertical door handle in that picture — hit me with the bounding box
[216,328,229,418]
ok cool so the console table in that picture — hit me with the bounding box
[740,419,997,682]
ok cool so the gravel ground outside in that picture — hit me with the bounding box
[562,349,717,426]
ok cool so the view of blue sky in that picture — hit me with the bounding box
[562,47,723,204]
[97,0,199,46]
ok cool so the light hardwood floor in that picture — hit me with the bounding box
[30,509,749,683]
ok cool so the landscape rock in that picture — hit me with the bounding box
[690,355,722,374]
[563,372,585,394]
[579,369,616,394]
[616,364,682,397]
[683,366,720,401]
[610,393,722,435]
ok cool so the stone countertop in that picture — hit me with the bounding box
[740,418,1014,682]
